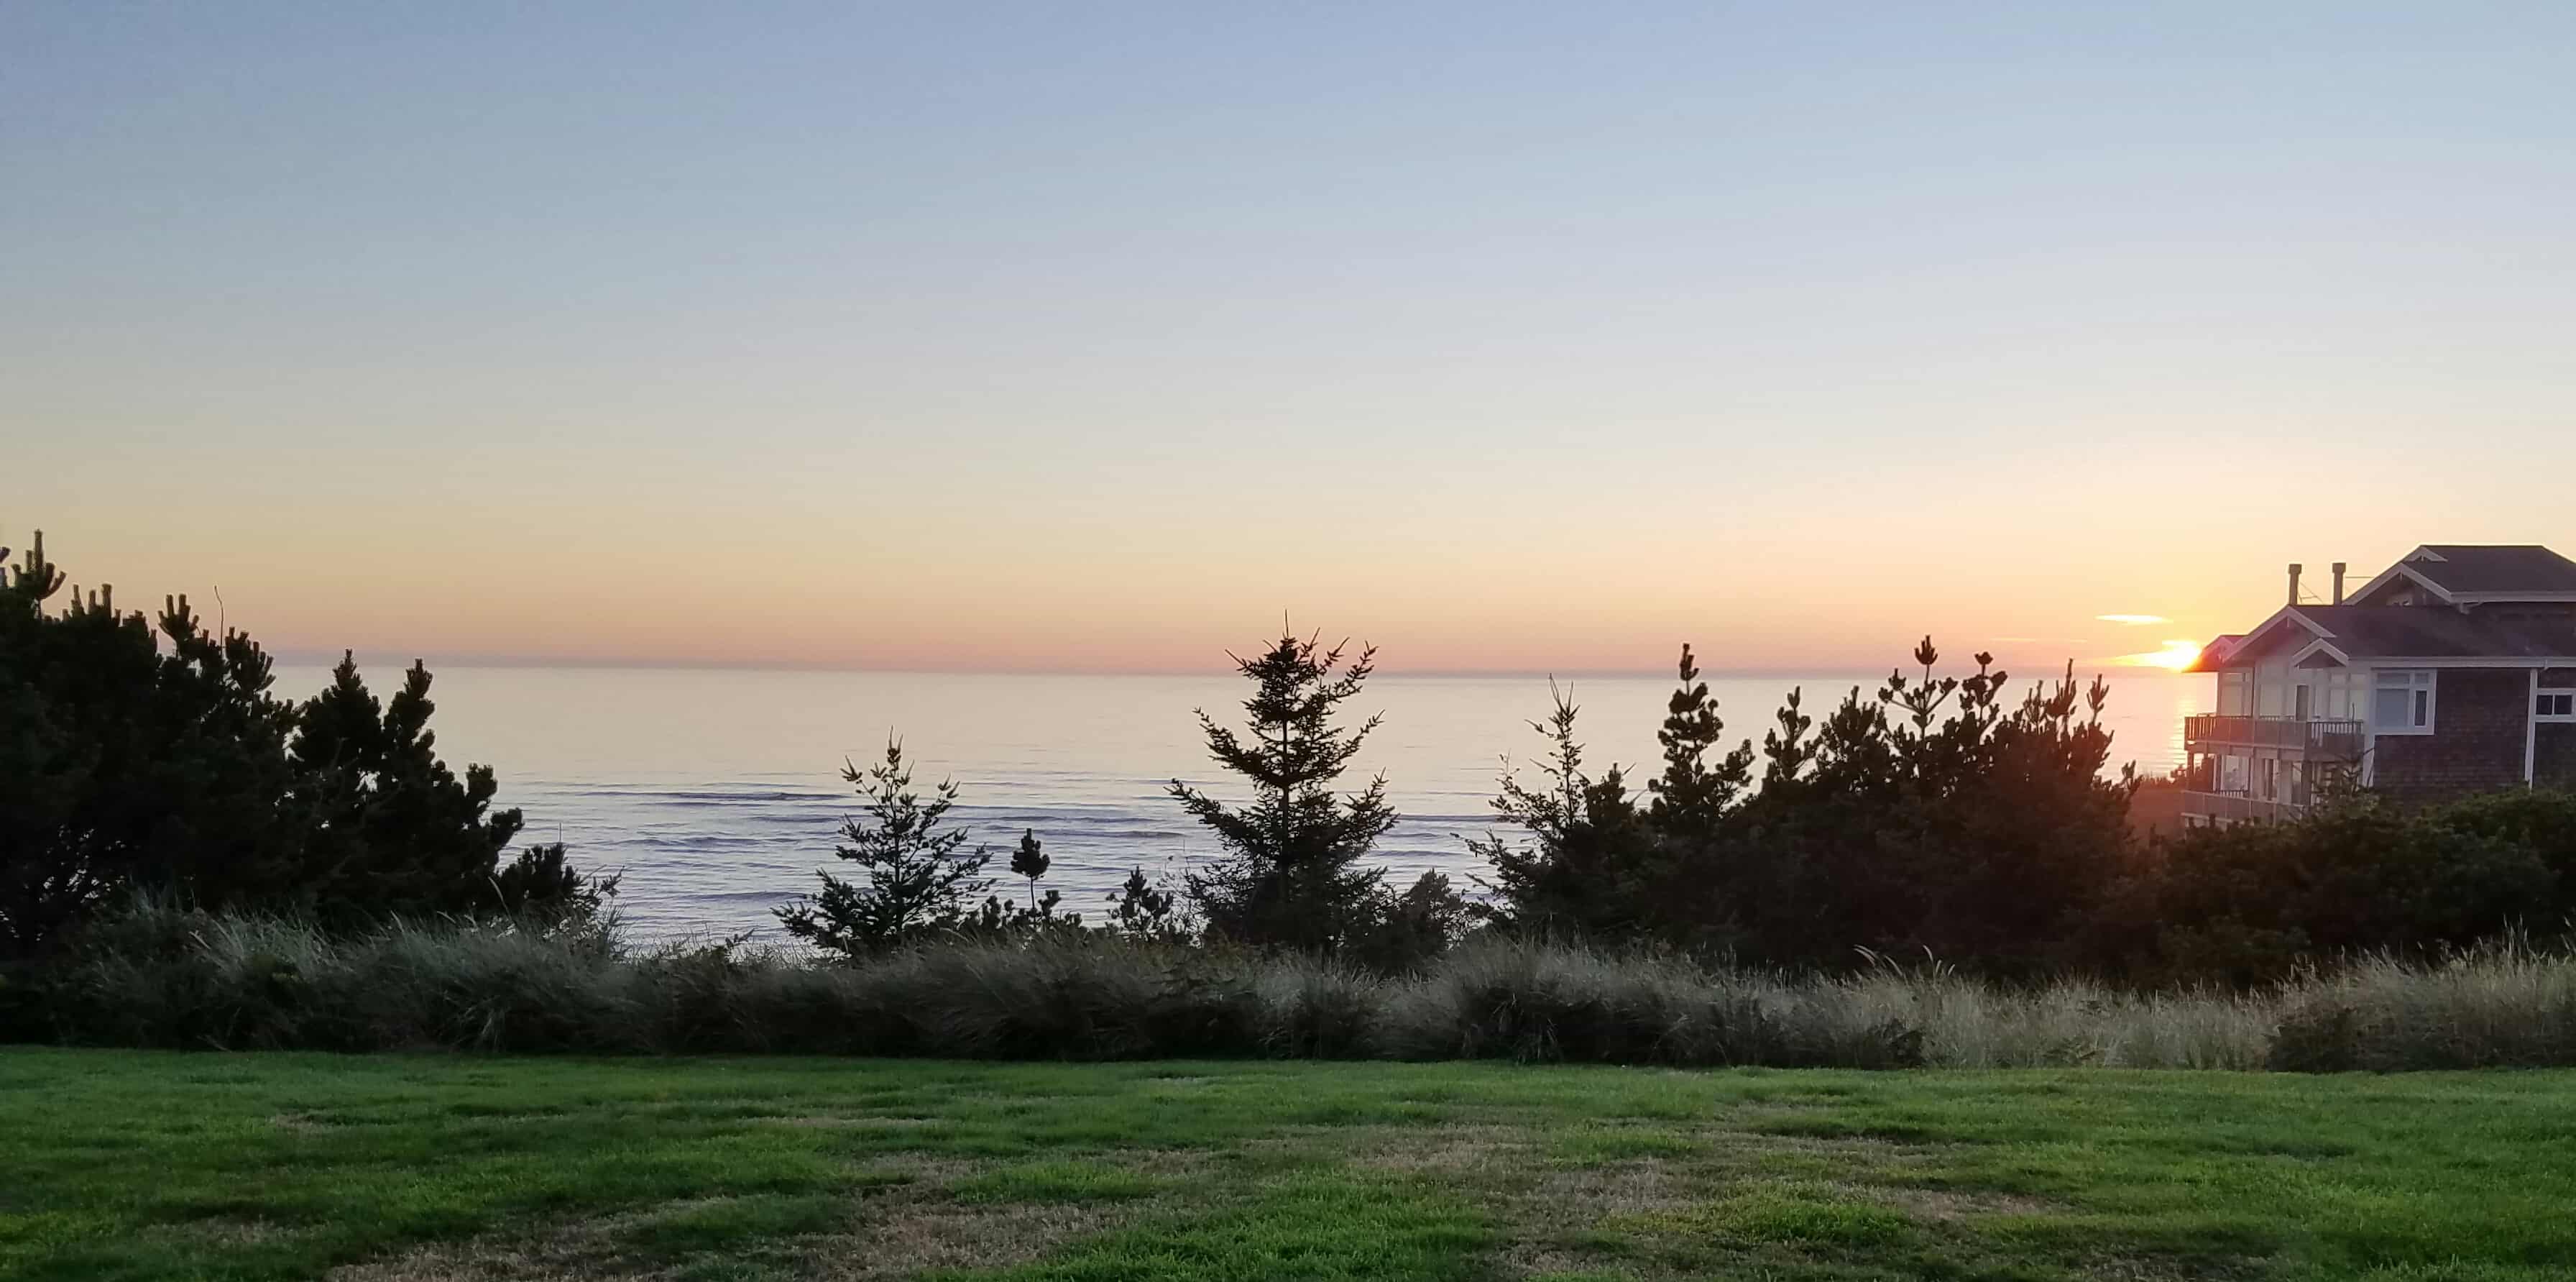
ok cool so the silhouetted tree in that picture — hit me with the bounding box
[1355,869,1472,971]
[1730,641,2135,972]
[1467,683,1663,939]
[966,829,1078,938]
[1473,638,2139,971]
[778,741,993,958]
[1008,828,1048,910]
[288,653,529,922]
[1169,630,1397,953]
[490,842,620,931]
[1645,644,1753,841]
[0,528,602,954]
[1102,866,1186,943]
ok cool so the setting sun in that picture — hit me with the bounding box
[2118,639,2204,670]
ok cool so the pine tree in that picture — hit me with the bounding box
[1102,866,1184,942]
[1467,682,1662,939]
[2,529,594,953]
[964,828,1074,937]
[1168,630,1396,953]
[1644,644,1754,840]
[1008,828,1048,910]
[289,653,526,921]
[778,740,994,958]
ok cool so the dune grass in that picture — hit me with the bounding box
[4,1049,2573,1281]
[32,908,2576,1071]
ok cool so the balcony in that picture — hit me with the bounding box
[2180,791,2312,825]
[2183,715,2365,756]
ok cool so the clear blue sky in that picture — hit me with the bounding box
[6,3,2572,672]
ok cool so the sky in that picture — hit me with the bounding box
[6,2,2572,676]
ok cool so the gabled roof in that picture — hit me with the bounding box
[2349,545,2576,603]
[2282,605,2576,661]
[2191,603,2576,669]
[2184,634,2245,672]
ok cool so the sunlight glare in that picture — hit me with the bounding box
[2116,639,2202,670]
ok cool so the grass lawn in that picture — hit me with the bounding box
[1,1050,2571,1281]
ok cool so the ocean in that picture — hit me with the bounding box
[272,665,2210,940]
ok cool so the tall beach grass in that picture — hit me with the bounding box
[6,905,2569,1071]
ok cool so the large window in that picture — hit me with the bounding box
[2373,669,2437,734]
[2540,689,2576,722]
[2217,670,2252,716]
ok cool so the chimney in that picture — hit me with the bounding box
[2288,562,2303,607]
[2332,562,2347,605]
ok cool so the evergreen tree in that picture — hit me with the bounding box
[490,842,619,931]
[1644,644,1754,840]
[1355,869,1471,971]
[0,528,599,953]
[778,740,995,958]
[1466,682,1662,939]
[1102,866,1185,943]
[1729,641,2135,973]
[1169,630,1397,953]
[965,829,1077,938]
[1008,828,1048,910]
[289,653,528,922]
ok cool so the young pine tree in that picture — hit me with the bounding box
[1102,866,1186,943]
[1169,630,1397,953]
[1466,682,1660,939]
[965,828,1075,937]
[1008,828,1048,910]
[1645,644,1754,841]
[778,740,994,958]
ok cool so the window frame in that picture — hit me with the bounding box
[2373,669,2438,736]
[2539,688,2576,723]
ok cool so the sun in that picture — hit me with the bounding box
[2119,639,2202,671]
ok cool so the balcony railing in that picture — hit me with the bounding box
[2183,715,2365,755]
[2181,790,2310,825]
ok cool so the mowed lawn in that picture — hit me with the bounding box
[2,1050,2572,1281]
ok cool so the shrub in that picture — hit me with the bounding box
[2112,795,2571,985]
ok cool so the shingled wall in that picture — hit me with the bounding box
[2373,667,2530,802]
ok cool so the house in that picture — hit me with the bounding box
[2180,544,2576,826]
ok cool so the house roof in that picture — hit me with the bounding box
[2189,544,2576,672]
[2194,603,2576,670]
[2184,635,2245,672]
[2290,605,2576,659]
[2352,544,2576,602]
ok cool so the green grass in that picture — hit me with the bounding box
[2,1050,2572,1281]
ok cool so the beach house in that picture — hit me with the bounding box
[2181,544,2576,826]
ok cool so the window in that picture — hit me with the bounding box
[2217,670,2252,716]
[2540,690,2576,722]
[2373,670,2437,735]
[2259,757,2278,800]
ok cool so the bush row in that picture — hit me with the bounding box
[11,905,2575,1071]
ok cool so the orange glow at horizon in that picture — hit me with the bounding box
[2116,640,2203,671]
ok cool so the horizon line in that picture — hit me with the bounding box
[259,651,2196,682]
